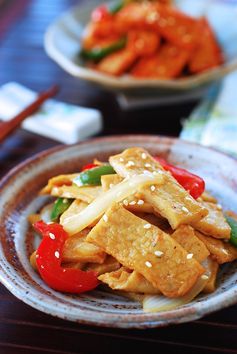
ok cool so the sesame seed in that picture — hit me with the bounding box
[145,163,151,168]
[49,232,55,240]
[144,170,152,175]
[63,269,66,273]
[109,183,114,189]
[146,11,159,24]
[216,204,222,210]
[154,250,163,257]
[62,198,68,204]
[123,199,129,206]
[185,196,193,201]
[141,153,147,159]
[41,265,44,269]
[182,206,189,213]
[119,157,124,162]
[126,160,135,167]
[187,253,193,259]
[129,200,136,205]
[137,199,144,205]
[201,274,209,280]
[145,261,152,268]
[103,214,108,222]
[144,223,151,229]
[36,254,39,258]
[55,251,60,259]
[150,185,156,192]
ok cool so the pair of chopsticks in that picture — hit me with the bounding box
[0,85,59,142]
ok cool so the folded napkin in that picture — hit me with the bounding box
[0,82,103,144]
[181,72,237,157]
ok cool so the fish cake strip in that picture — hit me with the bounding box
[109,147,207,229]
[172,225,210,263]
[99,267,161,294]
[195,231,237,264]
[87,204,204,297]
[193,201,230,240]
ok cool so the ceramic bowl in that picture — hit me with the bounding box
[0,135,237,328]
[44,0,237,92]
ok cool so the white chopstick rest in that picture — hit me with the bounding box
[0,82,102,144]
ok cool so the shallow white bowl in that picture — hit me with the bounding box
[44,0,237,91]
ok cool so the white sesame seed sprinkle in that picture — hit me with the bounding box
[119,157,124,162]
[154,250,163,257]
[144,223,151,229]
[201,274,209,280]
[62,198,68,204]
[137,199,144,205]
[126,160,135,167]
[187,253,193,259]
[36,254,39,258]
[123,199,129,206]
[129,200,136,205]
[103,214,108,222]
[145,163,151,168]
[141,153,147,159]
[55,251,60,259]
[49,232,55,240]
[63,269,66,273]
[41,265,44,269]
[145,261,152,268]
[185,196,193,201]
[109,183,114,189]
[216,204,222,210]
[150,185,156,192]
[182,206,189,213]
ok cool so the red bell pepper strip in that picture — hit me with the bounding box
[154,157,205,199]
[81,163,98,171]
[34,221,99,293]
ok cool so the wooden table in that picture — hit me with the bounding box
[0,1,237,353]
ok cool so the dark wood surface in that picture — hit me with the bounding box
[0,1,237,353]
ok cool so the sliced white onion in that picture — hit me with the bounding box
[62,173,164,235]
[40,203,54,223]
[143,259,211,313]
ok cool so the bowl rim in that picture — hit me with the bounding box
[1,134,237,328]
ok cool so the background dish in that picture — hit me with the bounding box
[0,135,237,328]
[44,0,237,92]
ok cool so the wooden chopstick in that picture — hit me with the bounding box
[0,85,59,142]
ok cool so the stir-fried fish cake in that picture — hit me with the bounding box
[109,147,208,229]
[87,204,205,298]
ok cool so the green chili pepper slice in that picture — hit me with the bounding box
[108,0,124,14]
[225,215,237,248]
[80,37,126,62]
[73,165,115,187]
[51,198,73,222]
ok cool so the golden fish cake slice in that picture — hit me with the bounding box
[87,204,204,298]
[63,228,106,264]
[41,173,80,194]
[193,201,231,240]
[172,225,210,263]
[195,231,237,264]
[99,267,161,294]
[85,255,121,276]
[109,147,207,229]
[50,185,103,203]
